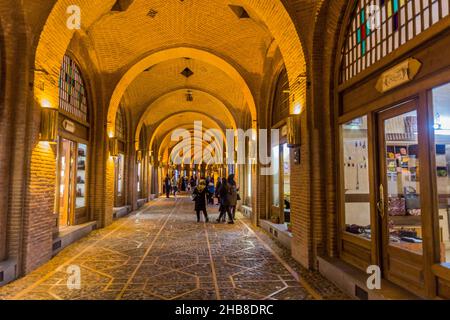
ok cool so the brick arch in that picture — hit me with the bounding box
[136,88,238,151]
[238,0,308,113]
[107,47,256,137]
[35,0,308,134]
[33,0,116,109]
[151,112,228,157]
[165,136,225,165]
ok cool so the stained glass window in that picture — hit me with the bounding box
[341,0,450,82]
[59,55,88,122]
[115,106,126,141]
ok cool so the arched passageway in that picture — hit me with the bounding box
[3,0,449,301]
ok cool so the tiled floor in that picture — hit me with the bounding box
[0,197,348,300]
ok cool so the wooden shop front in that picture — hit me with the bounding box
[335,0,450,298]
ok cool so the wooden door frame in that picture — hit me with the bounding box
[376,98,435,296]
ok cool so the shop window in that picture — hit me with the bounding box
[59,55,88,122]
[117,154,125,197]
[432,82,450,263]
[341,0,449,83]
[383,110,423,254]
[272,145,280,208]
[341,116,371,239]
[76,144,87,208]
[283,144,291,223]
[137,162,142,194]
[247,163,252,199]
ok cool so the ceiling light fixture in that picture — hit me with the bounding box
[186,90,194,102]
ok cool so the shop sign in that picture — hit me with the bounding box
[375,58,422,93]
[62,119,76,133]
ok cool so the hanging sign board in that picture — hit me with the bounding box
[376,58,422,93]
[62,119,76,133]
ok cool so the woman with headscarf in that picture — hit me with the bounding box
[193,179,209,223]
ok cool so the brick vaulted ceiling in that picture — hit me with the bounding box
[82,0,275,145]
[88,0,273,75]
[121,58,245,128]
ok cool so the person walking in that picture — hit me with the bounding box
[217,178,234,224]
[164,174,171,198]
[227,174,239,220]
[215,177,222,207]
[193,180,209,223]
[207,178,215,205]
[190,176,196,190]
[171,175,178,198]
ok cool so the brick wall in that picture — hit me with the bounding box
[23,138,57,273]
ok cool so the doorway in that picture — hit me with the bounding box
[115,153,125,207]
[57,138,88,228]
[376,100,426,293]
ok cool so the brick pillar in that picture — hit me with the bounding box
[291,112,312,269]
[22,101,57,274]
[104,154,115,226]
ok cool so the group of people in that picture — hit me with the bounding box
[192,174,239,224]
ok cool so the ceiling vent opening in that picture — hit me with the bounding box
[147,9,158,18]
[229,5,251,19]
[111,0,134,12]
[181,68,194,79]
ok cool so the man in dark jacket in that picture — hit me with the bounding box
[193,180,209,223]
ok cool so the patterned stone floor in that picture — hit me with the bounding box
[0,197,348,300]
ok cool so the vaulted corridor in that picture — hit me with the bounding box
[1,0,450,302]
[0,197,345,300]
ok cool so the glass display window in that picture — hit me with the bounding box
[272,144,280,208]
[283,144,291,223]
[341,115,371,239]
[57,138,88,227]
[382,110,423,255]
[432,82,450,263]
[76,143,87,209]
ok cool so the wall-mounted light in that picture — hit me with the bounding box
[39,107,58,143]
[109,137,119,157]
[293,102,302,115]
[149,151,155,166]
[287,114,301,148]
[248,140,257,162]
[136,150,143,162]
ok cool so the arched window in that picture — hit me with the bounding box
[272,68,290,126]
[115,106,126,141]
[59,55,88,122]
[341,0,449,82]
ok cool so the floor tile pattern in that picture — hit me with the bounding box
[0,197,348,300]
